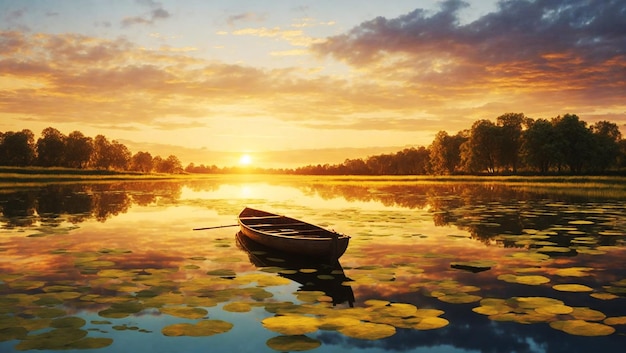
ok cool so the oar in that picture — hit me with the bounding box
[193,224,239,231]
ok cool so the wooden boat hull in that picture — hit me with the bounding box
[238,207,350,258]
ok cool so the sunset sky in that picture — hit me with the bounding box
[1,0,625,168]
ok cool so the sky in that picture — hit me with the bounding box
[1,0,625,168]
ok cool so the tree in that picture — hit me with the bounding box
[65,131,93,168]
[589,120,622,172]
[91,135,112,169]
[522,119,560,174]
[496,113,527,172]
[109,141,131,171]
[366,154,394,175]
[36,127,66,167]
[153,155,183,173]
[461,120,500,173]
[0,129,36,166]
[429,130,466,175]
[551,114,593,173]
[395,147,430,175]
[131,151,153,172]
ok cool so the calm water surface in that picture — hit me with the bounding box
[1,176,625,352]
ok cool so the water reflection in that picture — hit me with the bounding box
[0,177,625,353]
[235,231,355,307]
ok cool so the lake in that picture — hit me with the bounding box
[1,175,625,352]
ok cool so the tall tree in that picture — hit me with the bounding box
[36,127,66,167]
[589,120,622,172]
[496,113,527,173]
[0,129,36,166]
[131,151,153,172]
[109,141,131,171]
[521,119,560,174]
[91,135,112,169]
[429,130,466,175]
[551,114,593,173]
[65,131,93,168]
[461,120,500,173]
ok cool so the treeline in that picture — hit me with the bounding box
[0,127,183,173]
[293,113,626,175]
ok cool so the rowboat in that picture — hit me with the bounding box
[237,207,350,259]
[235,231,355,306]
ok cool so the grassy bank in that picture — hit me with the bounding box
[0,166,184,186]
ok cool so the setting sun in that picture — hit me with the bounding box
[239,154,252,166]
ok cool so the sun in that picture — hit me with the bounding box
[239,154,252,166]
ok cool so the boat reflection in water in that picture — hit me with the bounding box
[235,231,355,307]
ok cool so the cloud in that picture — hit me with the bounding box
[226,12,266,26]
[231,27,318,47]
[311,0,626,110]
[121,1,171,27]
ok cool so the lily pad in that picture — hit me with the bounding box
[550,320,614,336]
[553,284,593,292]
[50,317,86,329]
[266,335,321,352]
[604,316,626,325]
[161,320,233,337]
[338,321,396,340]
[554,267,593,277]
[413,317,449,330]
[498,274,550,286]
[262,315,320,335]
[223,302,252,313]
[160,306,208,319]
[15,328,88,350]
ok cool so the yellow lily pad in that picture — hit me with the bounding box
[535,304,573,315]
[554,267,593,277]
[413,317,449,330]
[604,316,626,325]
[550,320,614,336]
[553,284,593,292]
[590,292,619,300]
[262,315,320,335]
[161,320,233,336]
[570,307,606,321]
[223,302,252,313]
[498,274,550,286]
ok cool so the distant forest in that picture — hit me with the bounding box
[290,113,626,175]
[2,113,625,175]
[0,127,184,173]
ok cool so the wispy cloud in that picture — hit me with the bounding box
[121,1,171,27]
[226,12,266,26]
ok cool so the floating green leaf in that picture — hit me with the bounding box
[50,317,86,329]
[15,328,88,350]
